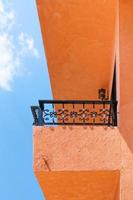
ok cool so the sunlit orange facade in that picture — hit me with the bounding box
[33,0,133,199]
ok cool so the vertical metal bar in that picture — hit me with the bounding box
[73,103,75,124]
[108,104,111,126]
[43,103,45,125]
[38,108,44,125]
[31,107,39,125]
[83,103,85,124]
[62,103,65,124]
[52,103,55,125]
[93,102,95,125]
[103,103,106,125]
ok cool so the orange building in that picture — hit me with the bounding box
[31,0,133,199]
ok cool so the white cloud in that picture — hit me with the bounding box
[0,0,39,91]
[18,32,39,58]
[0,34,18,91]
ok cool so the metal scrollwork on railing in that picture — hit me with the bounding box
[31,100,117,126]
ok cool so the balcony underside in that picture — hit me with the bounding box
[36,0,117,99]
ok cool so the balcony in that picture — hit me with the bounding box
[31,100,117,127]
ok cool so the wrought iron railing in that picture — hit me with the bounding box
[31,100,117,126]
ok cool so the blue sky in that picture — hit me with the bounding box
[0,0,51,199]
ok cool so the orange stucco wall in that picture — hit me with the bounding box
[33,0,133,199]
[36,0,117,99]
[33,127,121,171]
[119,0,133,154]
[35,171,120,200]
[119,1,133,199]
[33,127,120,200]
[33,126,133,200]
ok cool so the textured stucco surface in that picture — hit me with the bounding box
[33,126,121,171]
[33,126,133,200]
